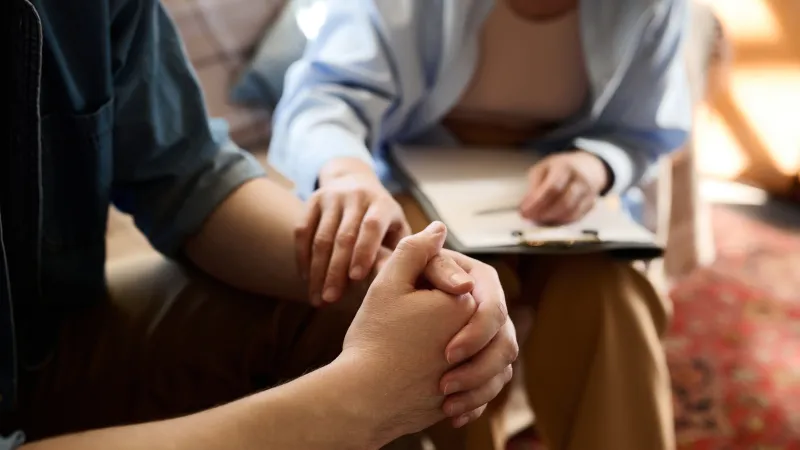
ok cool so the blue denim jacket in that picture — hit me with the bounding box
[266,0,691,200]
[1,0,264,417]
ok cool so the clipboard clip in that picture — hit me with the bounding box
[511,229,601,247]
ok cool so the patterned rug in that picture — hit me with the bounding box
[509,205,800,449]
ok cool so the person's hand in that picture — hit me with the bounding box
[297,166,410,306]
[519,151,610,225]
[341,222,508,444]
[436,250,519,427]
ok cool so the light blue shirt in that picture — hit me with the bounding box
[269,0,691,200]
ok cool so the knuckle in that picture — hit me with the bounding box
[505,344,519,366]
[509,339,520,363]
[335,231,358,248]
[433,292,475,322]
[361,215,383,232]
[352,188,368,202]
[460,293,478,315]
[504,365,514,382]
[309,190,324,202]
[313,236,334,253]
[390,200,406,215]
[484,264,500,281]
[396,235,419,252]
[485,378,503,401]
[428,255,453,276]
[463,388,482,408]
[322,190,344,204]
[467,407,484,422]
[493,301,509,326]
[566,182,579,198]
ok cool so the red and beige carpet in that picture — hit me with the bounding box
[509,205,800,449]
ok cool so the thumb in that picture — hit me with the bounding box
[378,221,448,291]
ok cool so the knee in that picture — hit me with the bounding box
[532,254,672,336]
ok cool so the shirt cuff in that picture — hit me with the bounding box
[152,142,266,256]
[289,123,374,200]
[573,136,643,194]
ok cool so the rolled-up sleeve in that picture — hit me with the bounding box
[109,0,265,256]
[270,0,427,199]
[575,0,691,193]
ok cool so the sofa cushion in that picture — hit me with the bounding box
[195,60,272,147]
[230,0,312,110]
[163,0,287,150]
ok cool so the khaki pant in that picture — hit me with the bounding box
[397,195,676,450]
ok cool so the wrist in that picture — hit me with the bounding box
[234,351,389,450]
[326,350,395,449]
[572,150,613,194]
[319,158,379,187]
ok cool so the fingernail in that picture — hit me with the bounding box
[446,402,464,417]
[350,266,364,280]
[447,349,465,365]
[453,415,470,428]
[443,381,460,395]
[449,272,471,286]
[322,287,338,303]
[426,221,445,234]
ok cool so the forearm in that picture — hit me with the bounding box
[183,176,310,302]
[24,355,382,450]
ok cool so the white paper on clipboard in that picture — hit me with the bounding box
[390,146,657,251]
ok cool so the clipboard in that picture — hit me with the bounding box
[388,146,664,260]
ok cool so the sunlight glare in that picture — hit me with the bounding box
[708,0,782,44]
[731,66,800,175]
[694,104,751,180]
[295,0,328,40]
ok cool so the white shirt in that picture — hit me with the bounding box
[269,0,691,199]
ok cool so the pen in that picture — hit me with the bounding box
[474,205,520,216]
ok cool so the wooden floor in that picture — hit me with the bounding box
[695,0,800,197]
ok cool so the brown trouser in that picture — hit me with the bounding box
[397,195,676,450]
[3,255,364,442]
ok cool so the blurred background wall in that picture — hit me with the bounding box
[695,0,799,198]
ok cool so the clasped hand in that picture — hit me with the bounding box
[342,221,518,440]
[296,169,518,429]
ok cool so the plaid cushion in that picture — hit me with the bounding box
[163,0,287,150]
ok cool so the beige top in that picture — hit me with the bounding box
[444,0,589,146]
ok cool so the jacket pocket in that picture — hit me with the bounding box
[40,99,114,250]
